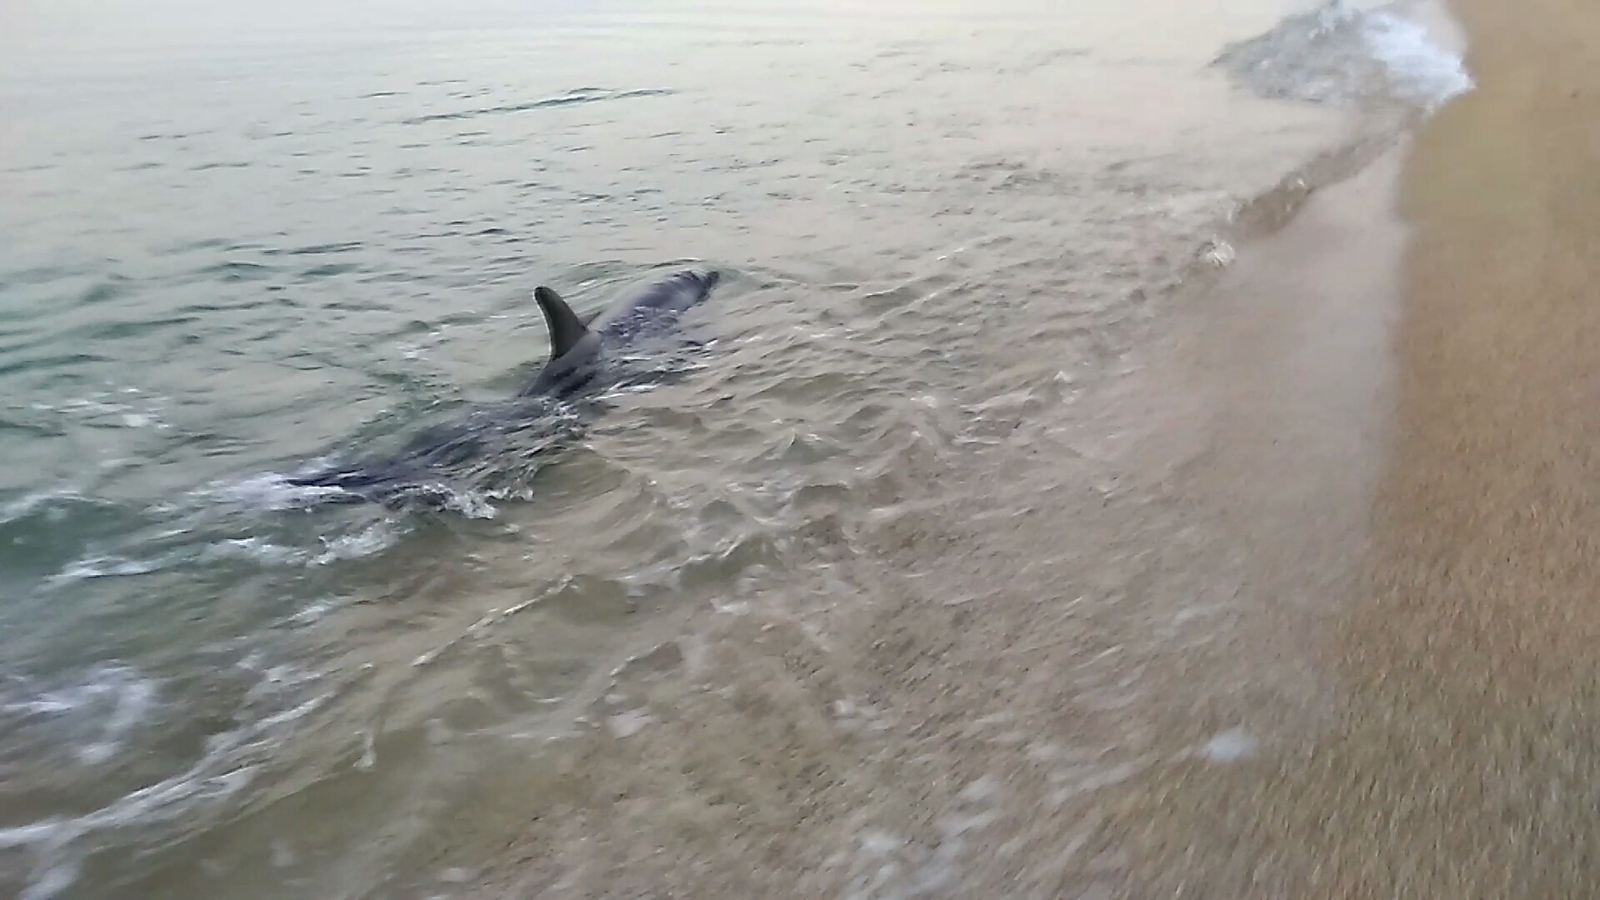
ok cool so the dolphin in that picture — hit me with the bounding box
[525,268,721,398]
[285,268,722,506]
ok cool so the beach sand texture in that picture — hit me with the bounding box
[1111,1,1600,896]
[1352,0,1600,891]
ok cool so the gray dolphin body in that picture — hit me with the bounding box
[287,269,721,505]
[525,269,721,398]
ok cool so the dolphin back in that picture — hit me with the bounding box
[523,268,720,398]
[589,269,720,346]
[281,268,721,511]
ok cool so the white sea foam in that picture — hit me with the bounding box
[0,677,332,900]
[1360,4,1472,106]
[1217,0,1472,109]
[204,471,354,510]
[2,665,161,766]
[43,392,171,431]
[312,520,401,564]
[203,466,502,520]
[43,555,163,587]
[42,522,401,589]
[202,536,310,566]
[0,488,98,524]
[1200,728,1259,763]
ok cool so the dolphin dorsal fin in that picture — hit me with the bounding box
[533,286,591,360]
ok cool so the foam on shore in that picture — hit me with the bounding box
[1094,0,1600,895]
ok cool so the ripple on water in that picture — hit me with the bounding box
[0,665,160,767]
[0,0,1472,896]
[0,657,337,900]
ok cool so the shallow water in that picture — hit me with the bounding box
[0,1,1466,897]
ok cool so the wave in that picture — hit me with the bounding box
[42,555,166,588]
[402,87,675,125]
[0,663,333,900]
[0,488,102,526]
[1216,0,1471,109]
[1,665,160,768]
[197,470,362,511]
[38,521,407,589]
[28,391,171,432]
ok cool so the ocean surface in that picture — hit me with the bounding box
[0,1,1467,897]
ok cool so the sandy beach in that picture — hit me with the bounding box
[1104,1,1600,896]
[1341,0,1600,891]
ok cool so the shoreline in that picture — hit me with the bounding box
[456,8,1481,895]
[1337,0,1600,890]
[460,67,1441,900]
[1086,134,1414,899]
[1106,0,1600,895]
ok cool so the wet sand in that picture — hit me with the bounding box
[1341,0,1600,890]
[1114,0,1600,896]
